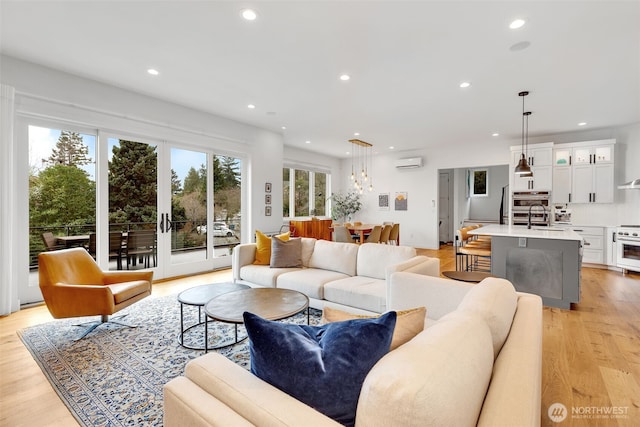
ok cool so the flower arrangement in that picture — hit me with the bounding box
[329,191,362,222]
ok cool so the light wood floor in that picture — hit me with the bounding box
[1,246,639,426]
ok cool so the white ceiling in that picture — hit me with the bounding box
[1,1,639,158]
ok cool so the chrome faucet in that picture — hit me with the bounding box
[528,203,547,229]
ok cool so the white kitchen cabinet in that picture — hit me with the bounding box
[551,139,615,204]
[573,144,614,165]
[552,166,572,203]
[572,163,614,203]
[511,143,553,191]
[605,226,617,267]
[553,148,572,166]
[526,146,552,167]
[571,226,604,265]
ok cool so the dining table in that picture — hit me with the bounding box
[347,224,375,244]
[55,234,90,248]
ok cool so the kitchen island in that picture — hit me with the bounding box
[469,224,583,309]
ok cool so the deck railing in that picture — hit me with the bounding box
[29,221,240,268]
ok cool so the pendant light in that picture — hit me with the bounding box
[349,139,374,193]
[514,91,533,176]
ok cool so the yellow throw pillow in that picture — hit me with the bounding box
[254,230,290,265]
[322,306,426,350]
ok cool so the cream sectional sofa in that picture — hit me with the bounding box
[232,238,439,314]
[164,272,543,427]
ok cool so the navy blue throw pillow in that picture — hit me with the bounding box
[243,311,396,427]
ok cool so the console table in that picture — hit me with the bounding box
[289,219,332,240]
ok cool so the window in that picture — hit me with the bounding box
[469,168,488,197]
[283,167,330,217]
[29,126,96,268]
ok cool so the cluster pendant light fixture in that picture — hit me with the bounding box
[514,91,533,177]
[349,139,374,193]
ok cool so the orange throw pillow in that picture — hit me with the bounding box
[254,230,290,265]
[322,306,426,350]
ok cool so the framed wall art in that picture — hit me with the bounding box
[395,192,408,211]
[378,193,390,211]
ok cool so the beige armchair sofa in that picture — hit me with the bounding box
[232,239,440,314]
[164,272,542,426]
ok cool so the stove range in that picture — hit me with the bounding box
[616,225,640,273]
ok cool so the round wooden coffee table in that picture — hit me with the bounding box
[203,288,309,352]
[442,271,495,283]
[177,282,250,350]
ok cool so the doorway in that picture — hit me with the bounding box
[438,171,453,245]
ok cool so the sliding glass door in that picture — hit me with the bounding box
[25,123,243,303]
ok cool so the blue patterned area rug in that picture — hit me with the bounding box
[18,293,321,427]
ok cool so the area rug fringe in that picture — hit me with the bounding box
[18,293,320,426]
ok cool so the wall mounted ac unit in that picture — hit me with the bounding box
[395,157,423,169]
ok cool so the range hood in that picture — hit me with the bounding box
[618,179,640,189]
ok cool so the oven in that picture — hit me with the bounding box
[512,191,551,226]
[616,226,640,273]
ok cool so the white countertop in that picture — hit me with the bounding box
[468,224,583,241]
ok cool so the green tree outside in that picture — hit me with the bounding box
[108,140,158,227]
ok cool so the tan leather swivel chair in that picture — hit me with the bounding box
[38,247,153,340]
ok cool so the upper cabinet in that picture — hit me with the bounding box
[510,142,553,191]
[551,139,615,204]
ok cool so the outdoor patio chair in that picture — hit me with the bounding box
[125,230,156,269]
[41,231,64,251]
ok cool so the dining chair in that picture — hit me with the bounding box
[365,225,382,243]
[41,232,65,251]
[125,230,156,269]
[38,247,153,340]
[109,231,125,270]
[88,232,97,258]
[379,224,392,244]
[333,225,354,243]
[387,223,400,245]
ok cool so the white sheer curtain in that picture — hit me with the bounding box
[0,84,19,315]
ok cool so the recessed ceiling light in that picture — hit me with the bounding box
[578,122,587,126]
[354,132,360,136]
[147,69,159,76]
[389,146,395,150]
[241,9,257,21]
[305,140,311,144]
[339,74,351,81]
[247,104,256,109]
[509,19,526,29]
[492,133,500,137]
[281,126,287,130]
[459,81,471,88]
